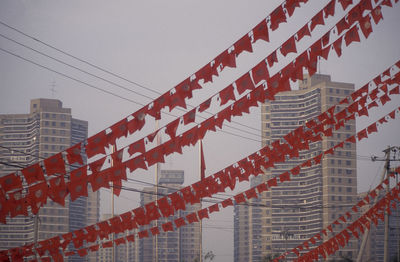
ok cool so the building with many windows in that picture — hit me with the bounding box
[0,98,99,261]
[234,74,358,261]
[139,169,201,262]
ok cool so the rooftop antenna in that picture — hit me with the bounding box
[50,81,57,98]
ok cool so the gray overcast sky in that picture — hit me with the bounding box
[0,1,399,261]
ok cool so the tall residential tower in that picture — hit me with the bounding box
[234,74,358,261]
[0,98,99,261]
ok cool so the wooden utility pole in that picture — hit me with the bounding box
[357,146,399,262]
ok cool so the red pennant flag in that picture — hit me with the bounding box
[336,18,350,35]
[270,5,287,31]
[198,208,209,220]
[128,109,147,134]
[221,198,233,208]
[322,31,330,46]
[333,36,343,57]
[162,222,174,232]
[138,230,149,239]
[89,169,110,192]
[110,118,128,140]
[253,19,269,42]
[126,155,147,172]
[297,24,311,41]
[338,0,353,10]
[310,10,325,31]
[44,153,66,176]
[251,61,269,85]
[234,193,246,204]
[128,139,146,156]
[245,188,257,199]
[347,6,362,26]
[186,212,199,224]
[66,143,83,165]
[380,94,391,105]
[344,26,360,46]
[133,207,148,226]
[360,0,373,12]
[279,172,291,183]
[145,202,161,222]
[286,0,300,17]
[169,192,186,211]
[21,163,45,185]
[157,196,174,217]
[234,34,253,56]
[219,85,235,106]
[48,176,67,206]
[280,36,297,57]
[86,131,107,158]
[145,146,165,167]
[371,6,383,24]
[389,86,400,95]
[198,99,212,113]
[367,123,377,134]
[209,203,220,214]
[236,73,256,95]
[0,173,22,193]
[27,182,48,214]
[68,176,88,202]
[267,50,278,67]
[306,54,318,77]
[216,50,236,69]
[183,108,196,125]
[9,190,28,217]
[324,0,336,18]
[267,177,278,188]
[169,92,187,111]
[256,182,268,194]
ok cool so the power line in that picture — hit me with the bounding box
[0,28,262,137]
[0,46,261,143]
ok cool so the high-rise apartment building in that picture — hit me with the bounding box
[139,169,201,262]
[234,74,358,261]
[0,98,99,261]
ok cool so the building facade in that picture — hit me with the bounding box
[0,98,99,261]
[139,169,201,262]
[234,74,358,261]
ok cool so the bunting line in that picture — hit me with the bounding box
[2,74,399,260]
[0,0,385,198]
[0,0,397,218]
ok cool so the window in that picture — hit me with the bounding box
[346,170,352,175]
[346,187,352,192]
[346,160,351,166]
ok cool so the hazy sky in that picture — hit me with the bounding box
[0,1,399,261]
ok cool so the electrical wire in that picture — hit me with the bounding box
[0,31,262,138]
[0,46,261,144]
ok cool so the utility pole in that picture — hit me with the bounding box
[358,146,400,262]
[111,145,115,262]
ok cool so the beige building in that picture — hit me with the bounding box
[234,74,358,261]
[0,98,99,261]
[139,169,201,262]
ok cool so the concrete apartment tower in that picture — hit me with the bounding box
[0,98,99,261]
[139,169,201,262]
[234,74,358,261]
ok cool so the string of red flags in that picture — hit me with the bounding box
[0,0,315,188]
[2,75,400,261]
[291,178,400,262]
[0,0,397,218]
[1,39,399,224]
[0,0,387,198]
[6,106,399,262]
